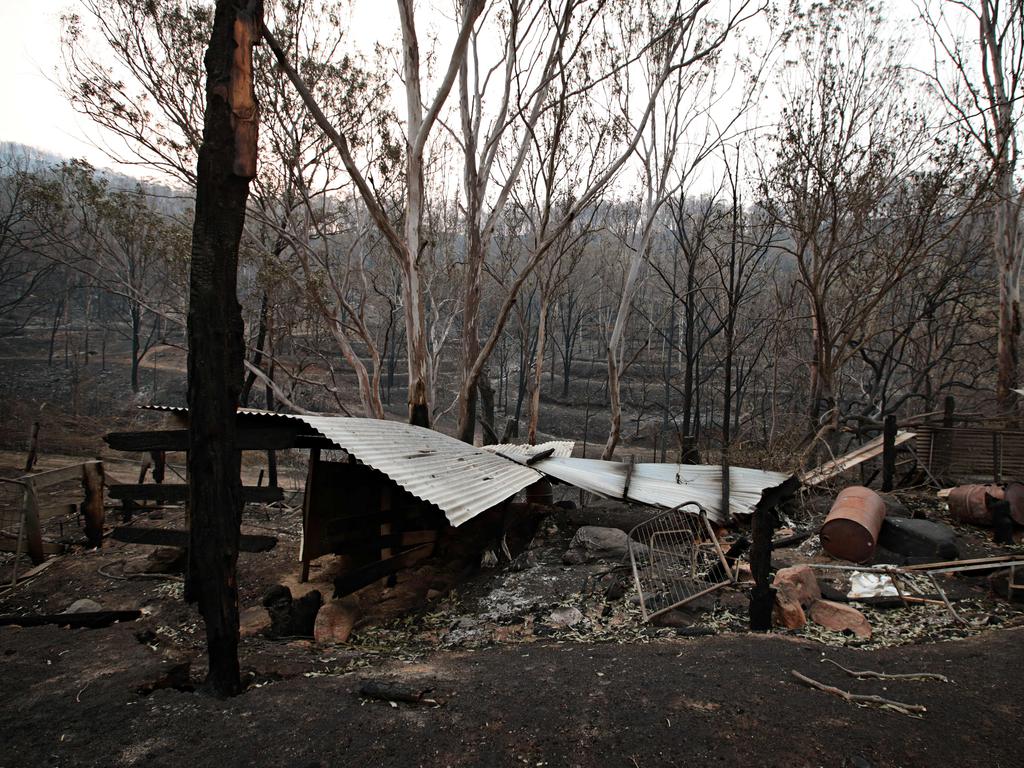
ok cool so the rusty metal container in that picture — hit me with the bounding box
[948,483,1024,526]
[820,486,886,563]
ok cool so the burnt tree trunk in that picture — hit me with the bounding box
[187,0,261,698]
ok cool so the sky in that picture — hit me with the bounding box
[0,0,113,167]
[0,0,405,177]
[0,1,967,185]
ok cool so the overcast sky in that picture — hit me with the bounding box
[0,1,965,184]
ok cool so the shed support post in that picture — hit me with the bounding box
[881,415,897,492]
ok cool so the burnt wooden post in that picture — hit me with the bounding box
[81,462,105,549]
[881,415,897,491]
[186,0,262,698]
[749,501,776,632]
[299,447,320,583]
[749,476,800,632]
[151,451,166,484]
[23,422,40,472]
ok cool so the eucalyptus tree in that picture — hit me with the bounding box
[919,0,1024,416]
[758,0,977,456]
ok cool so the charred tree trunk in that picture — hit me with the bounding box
[187,0,261,698]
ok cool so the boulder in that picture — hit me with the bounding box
[772,595,806,629]
[314,600,360,644]
[772,565,822,607]
[563,525,631,565]
[808,599,872,639]
[771,565,822,630]
[878,518,958,563]
[64,598,103,614]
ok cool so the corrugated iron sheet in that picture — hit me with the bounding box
[140,406,544,527]
[480,441,576,461]
[138,406,787,526]
[914,426,1024,482]
[528,457,790,524]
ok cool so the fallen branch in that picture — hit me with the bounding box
[821,658,951,683]
[791,670,927,717]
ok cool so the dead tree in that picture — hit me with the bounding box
[187,0,261,697]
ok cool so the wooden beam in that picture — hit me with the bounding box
[333,544,432,598]
[110,526,276,552]
[107,484,283,504]
[105,427,305,452]
[881,415,898,492]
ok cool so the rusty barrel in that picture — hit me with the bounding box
[948,483,1024,526]
[820,486,886,563]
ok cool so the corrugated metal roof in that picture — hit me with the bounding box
[297,416,545,527]
[527,457,790,524]
[480,441,576,461]
[139,406,544,527]
[137,406,786,526]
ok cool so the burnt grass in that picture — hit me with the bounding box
[3,332,1024,766]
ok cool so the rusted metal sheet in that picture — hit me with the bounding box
[820,486,886,563]
[947,482,1024,527]
[915,426,1024,482]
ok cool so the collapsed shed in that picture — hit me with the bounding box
[105,407,788,597]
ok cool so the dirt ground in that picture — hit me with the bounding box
[2,621,1022,768]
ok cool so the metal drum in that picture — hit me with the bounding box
[948,483,1024,526]
[820,486,887,563]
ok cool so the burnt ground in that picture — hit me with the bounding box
[2,622,1022,768]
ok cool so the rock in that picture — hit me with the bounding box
[313,600,360,644]
[64,599,102,614]
[546,606,584,627]
[808,599,872,638]
[877,493,910,518]
[772,594,806,629]
[239,606,271,638]
[773,566,822,607]
[771,565,821,630]
[562,526,631,565]
[878,518,958,563]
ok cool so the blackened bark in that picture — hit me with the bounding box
[187,0,261,698]
[749,476,800,631]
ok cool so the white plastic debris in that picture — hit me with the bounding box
[847,571,899,599]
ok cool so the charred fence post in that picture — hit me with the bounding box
[881,415,897,492]
[749,476,801,631]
